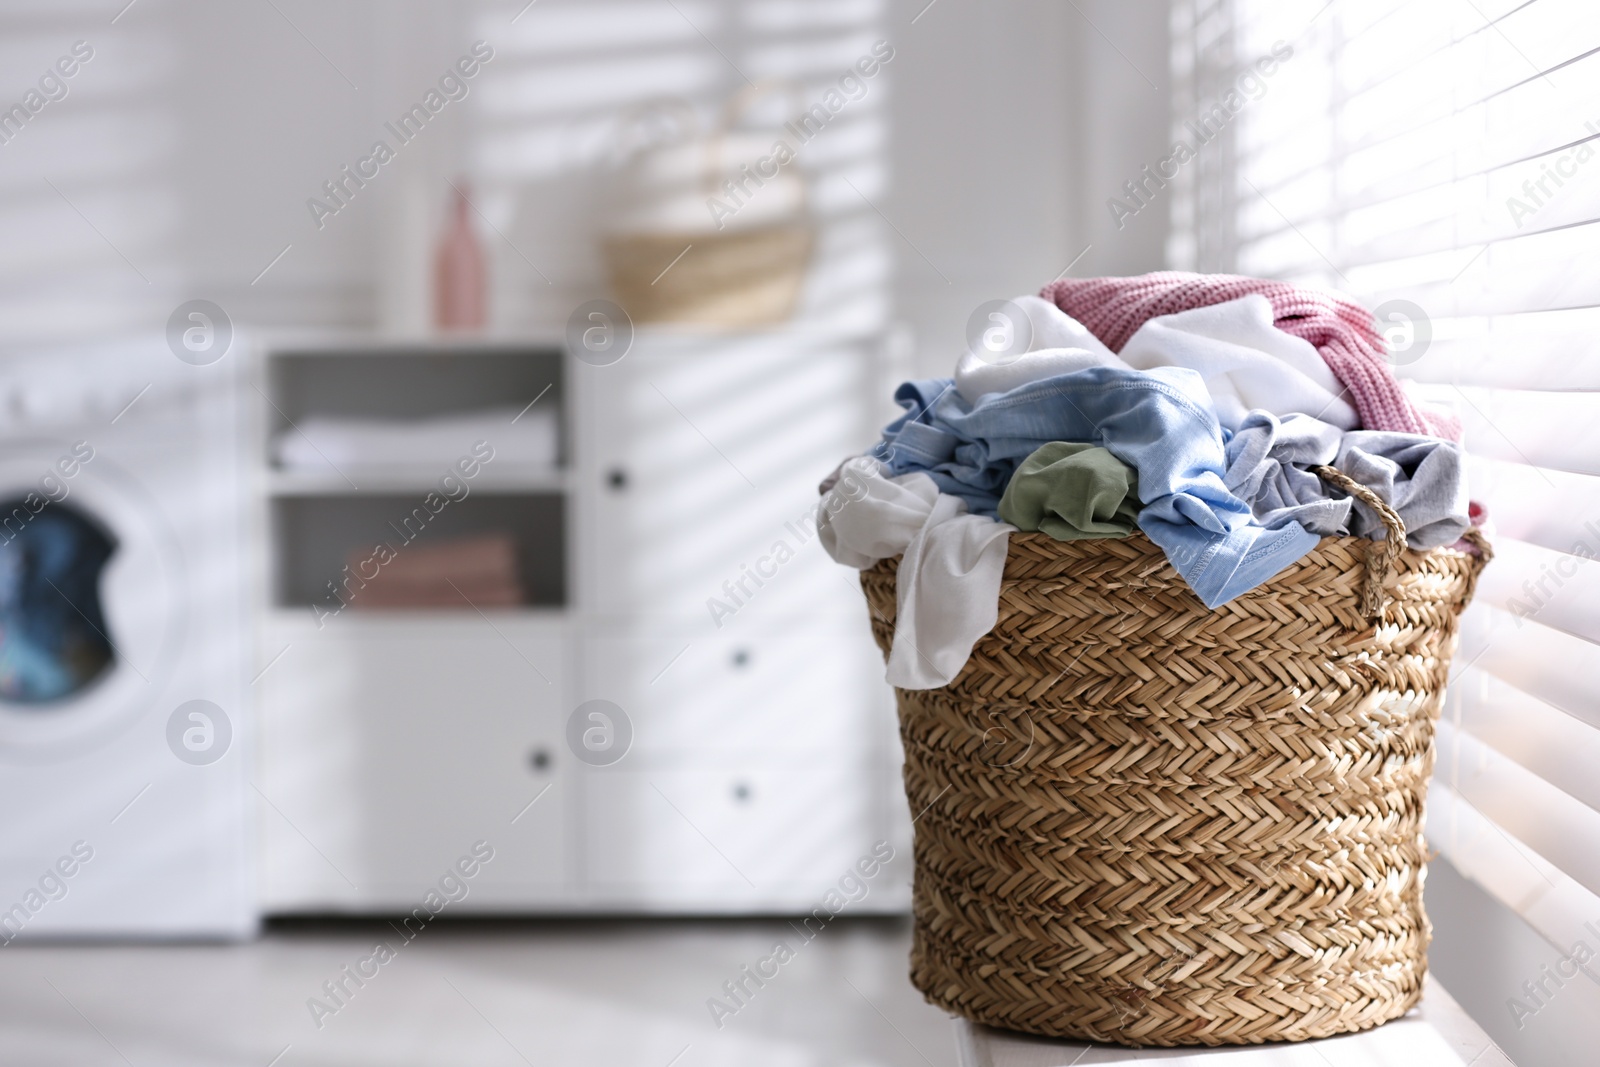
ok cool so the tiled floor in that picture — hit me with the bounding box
[0,917,956,1067]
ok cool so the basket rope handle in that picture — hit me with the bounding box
[610,96,701,163]
[1311,464,1406,620]
[1459,525,1495,562]
[702,81,809,205]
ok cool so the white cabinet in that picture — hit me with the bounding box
[559,329,905,911]
[575,330,881,622]
[254,332,907,914]
[257,618,569,911]
[580,757,886,910]
[580,618,882,759]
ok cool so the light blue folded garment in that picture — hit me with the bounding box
[1221,410,1471,549]
[1337,432,1469,549]
[1223,411,1352,535]
[873,366,1319,608]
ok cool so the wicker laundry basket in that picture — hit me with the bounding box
[858,468,1490,1047]
[600,85,814,327]
[601,224,812,327]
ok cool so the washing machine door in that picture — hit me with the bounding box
[0,443,184,756]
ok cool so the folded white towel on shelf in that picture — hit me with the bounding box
[273,406,559,470]
[819,457,1012,690]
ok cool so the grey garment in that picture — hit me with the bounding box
[1337,432,1470,549]
[1223,411,1352,535]
[1223,410,1470,549]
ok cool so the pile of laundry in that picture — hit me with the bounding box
[819,272,1475,690]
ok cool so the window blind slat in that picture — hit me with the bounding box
[1459,606,1600,735]
[1329,0,1416,47]
[1348,68,1599,186]
[1417,383,1600,476]
[1340,0,1587,111]
[1338,5,1467,98]
[1473,536,1600,645]
[1461,456,1600,549]
[1241,40,1600,219]
[1196,0,1600,960]
[1237,142,1600,266]
[1452,668,1600,815]
[1408,308,1600,389]
[1346,222,1600,320]
[1336,145,1600,264]
[1435,718,1600,898]
[1259,120,1600,229]
[1428,782,1600,962]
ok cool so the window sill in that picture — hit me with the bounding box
[954,977,1512,1066]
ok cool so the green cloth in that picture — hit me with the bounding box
[998,441,1140,541]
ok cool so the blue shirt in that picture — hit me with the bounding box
[872,365,1319,608]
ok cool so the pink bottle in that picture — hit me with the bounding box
[434,181,487,331]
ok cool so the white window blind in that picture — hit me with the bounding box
[1169,0,1600,961]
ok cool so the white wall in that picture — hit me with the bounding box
[0,0,385,344]
[1068,0,1172,278]
[882,0,1170,379]
[0,0,904,349]
[0,0,1170,384]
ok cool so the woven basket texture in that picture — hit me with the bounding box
[601,225,812,326]
[858,523,1489,1047]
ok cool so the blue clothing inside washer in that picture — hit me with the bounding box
[0,501,116,704]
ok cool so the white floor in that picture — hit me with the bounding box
[0,918,957,1067]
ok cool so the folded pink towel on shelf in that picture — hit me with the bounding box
[1040,271,1461,441]
[348,532,525,609]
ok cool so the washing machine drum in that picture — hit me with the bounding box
[0,448,183,754]
[0,502,117,702]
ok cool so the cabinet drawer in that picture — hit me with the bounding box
[578,336,879,618]
[257,620,569,910]
[581,758,892,909]
[580,617,886,759]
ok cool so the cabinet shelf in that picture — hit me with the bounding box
[267,465,569,496]
[270,492,567,610]
[265,605,572,628]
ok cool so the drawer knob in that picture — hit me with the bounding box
[606,467,628,491]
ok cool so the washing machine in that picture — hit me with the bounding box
[0,337,252,939]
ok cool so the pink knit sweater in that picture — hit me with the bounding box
[1040,272,1460,440]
